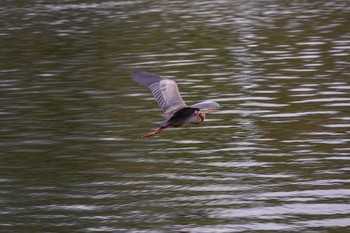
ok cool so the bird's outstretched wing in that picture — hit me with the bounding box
[190,101,220,112]
[132,69,187,118]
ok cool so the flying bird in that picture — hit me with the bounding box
[132,69,220,138]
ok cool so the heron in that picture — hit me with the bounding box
[132,69,220,138]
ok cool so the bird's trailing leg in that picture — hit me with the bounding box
[142,125,170,138]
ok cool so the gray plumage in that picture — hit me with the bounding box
[132,69,187,119]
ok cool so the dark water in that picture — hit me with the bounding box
[1,0,350,232]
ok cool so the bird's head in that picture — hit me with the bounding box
[193,108,219,124]
[194,110,205,124]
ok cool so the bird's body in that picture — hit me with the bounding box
[132,69,219,137]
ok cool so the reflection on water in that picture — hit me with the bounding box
[1,0,349,232]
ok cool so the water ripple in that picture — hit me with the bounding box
[1,0,349,232]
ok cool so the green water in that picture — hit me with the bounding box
[1,0,349,232]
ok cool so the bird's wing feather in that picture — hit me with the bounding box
[190,101,220,111]
[132,69,162,87]
[132,69,187,118]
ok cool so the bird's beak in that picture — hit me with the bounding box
[202,109,219,113]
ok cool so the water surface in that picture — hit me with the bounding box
[1,0,349,232]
